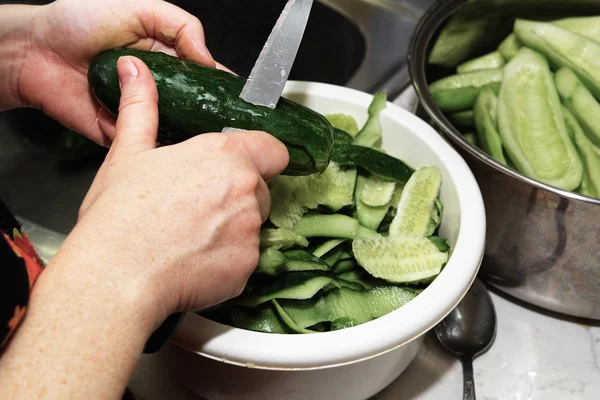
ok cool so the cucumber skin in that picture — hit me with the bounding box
[88,48,334,175]
[331,144,414,184]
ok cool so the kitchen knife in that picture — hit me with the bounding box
[222,0,314,132]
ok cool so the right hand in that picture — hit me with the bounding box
[62,55,289,328]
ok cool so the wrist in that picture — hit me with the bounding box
[53,220,172,334]
[0,5,38,111]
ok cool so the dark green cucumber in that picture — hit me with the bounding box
[234,271,338,307]
[331,144,414,184]
[88,48,334,175]
[230,305,289,334]
[447,110,475,127]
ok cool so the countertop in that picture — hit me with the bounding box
[128,88,600,400]
[128,289,600,400]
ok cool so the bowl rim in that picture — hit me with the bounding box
[407,0,600,206]
[170,80,486,370]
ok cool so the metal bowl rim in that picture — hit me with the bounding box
[407,0,600,206]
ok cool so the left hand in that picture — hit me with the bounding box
[17,0,217,146]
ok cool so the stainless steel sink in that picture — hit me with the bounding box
[0,0,436,259]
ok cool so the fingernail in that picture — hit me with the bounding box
[117,57,139,86]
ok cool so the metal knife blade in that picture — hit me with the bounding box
[240,0,314,108]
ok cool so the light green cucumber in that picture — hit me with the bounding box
[555,67,600,147]
[553,16,600,44]
[563,106,600,198]
[514,19,600,100]
[497,48,583,191]
[429,69,503,112]
[355,174,392,231]
[463,132,479,147]
[260,228,309,250]
[473,86,508,165]
[326,114,359,136]
[353,234,448,283]
[354,93,387,148]
[361,175,396,207]
[294,214,378,239]
[389,166,442,237]
[498,33,522,61]
[312,239,346,258]
[457,52,505,73]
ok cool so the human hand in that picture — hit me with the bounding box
[63,55,288,327]
[16,0,223,146]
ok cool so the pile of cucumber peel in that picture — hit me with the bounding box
[202,94,451,334]
[87,49,452,334]
[429,17,600,198]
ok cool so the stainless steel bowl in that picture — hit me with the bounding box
[408,0,600,319]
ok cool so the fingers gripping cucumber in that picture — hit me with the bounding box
[88,48,334,175]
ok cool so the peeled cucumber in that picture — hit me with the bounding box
[497,48,583,191]
[429,69,503,112]
[473,86,507,165]
[555,67,600,147]
[553,16,600,44]
[498,33,522,61]
[390,166,443,237]
[457,52,505,74]
[563,106,600,198]
[514,19,600,101]
[353,235,448,283]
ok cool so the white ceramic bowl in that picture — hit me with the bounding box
[157,81,486,400]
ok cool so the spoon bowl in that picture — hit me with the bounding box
[434,278,497,399]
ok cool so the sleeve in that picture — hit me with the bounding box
[0,198,44,350]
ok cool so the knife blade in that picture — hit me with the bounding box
[241,0,314,108]
[222,0,313,132]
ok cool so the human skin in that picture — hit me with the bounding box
[0,2,289,398]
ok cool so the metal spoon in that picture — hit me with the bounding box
[434,278,497,400]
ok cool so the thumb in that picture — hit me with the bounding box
[112,56,159,155]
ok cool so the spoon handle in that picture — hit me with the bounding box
[461,356,476,400]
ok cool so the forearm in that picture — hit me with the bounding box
[0,231,159,399]
[0,5,37,111]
